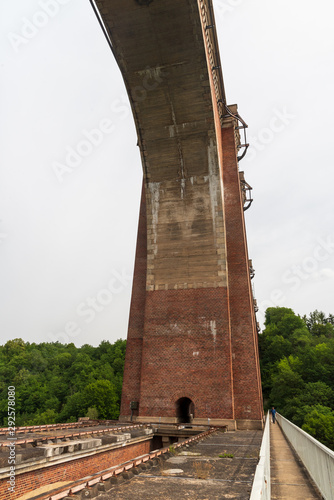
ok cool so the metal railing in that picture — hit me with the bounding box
[250,412,271,500]
[277,413,334,500]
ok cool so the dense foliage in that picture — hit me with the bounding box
[0,339,126,426]
[259,307,334,450]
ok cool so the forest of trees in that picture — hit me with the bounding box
[0,307,333,450]
[259,307,334,449]
[0,339,126,426]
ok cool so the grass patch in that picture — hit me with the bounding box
[193,461,213,479]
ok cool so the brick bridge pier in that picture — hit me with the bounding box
[95,0,263,429]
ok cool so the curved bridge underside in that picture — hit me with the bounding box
[95,0,263,428]
[97,0,227,288]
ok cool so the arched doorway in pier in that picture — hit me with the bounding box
[176,397,194,423]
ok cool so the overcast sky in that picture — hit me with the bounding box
[1,0,333,347]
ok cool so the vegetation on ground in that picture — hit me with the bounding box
[0,339,126,425]
[259,307,334,450]
[193,461,213,479]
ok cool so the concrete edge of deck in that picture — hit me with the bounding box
[119,415,263,431]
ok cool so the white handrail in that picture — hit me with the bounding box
[276,413,334,500]
[250,411,271,500]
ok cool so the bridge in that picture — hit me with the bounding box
[1,1,333,499]
[0,416,333,499]
[91,0,263,429]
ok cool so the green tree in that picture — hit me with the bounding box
[302,406,334,449]
[3,338,26,357]
[86,407,99,420]
[303,310,334,338]
[259,307,334,450]
[0,338,127,426]
[84,380,119,419]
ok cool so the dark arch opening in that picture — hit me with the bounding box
[176,397,194,423]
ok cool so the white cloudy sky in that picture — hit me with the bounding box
[0,0,333,347]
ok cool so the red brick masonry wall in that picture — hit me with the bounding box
[0,440,151,500]
[139,287,233,419]
[120,126,264,423]
[120,126,263,423]
[120,182,147,418]
[221,125,263,421]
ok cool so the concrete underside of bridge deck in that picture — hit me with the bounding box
[95,0,263,429]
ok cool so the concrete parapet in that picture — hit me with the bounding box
[39,438,102,457]
[130,428,153,438]
[236,419,263,430]
[105,433,131,443]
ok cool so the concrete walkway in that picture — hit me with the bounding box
[270,422,321,499]
[95,430,262,500]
